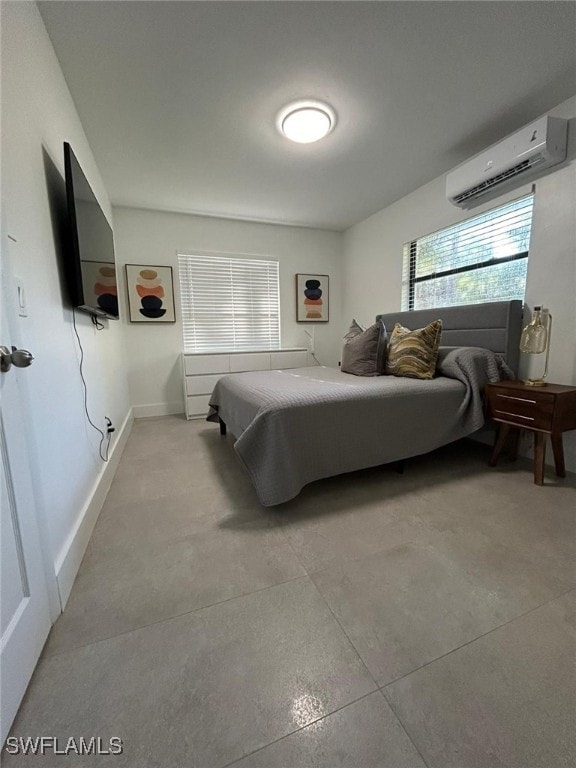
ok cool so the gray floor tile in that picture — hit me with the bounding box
[105,458,255,506]
[91,489,271,552]
[229,690,426,768]
[384,590,576,768]
[118,416,224,464]
[8,419,575,768]
[8,579,376,768]
[113,448,231,482]
[313,529,572,685]
[419,477,576,586]
[111,420,261,509]
[44,519,305,655]
[275,481,431,574]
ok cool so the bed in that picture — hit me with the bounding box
[207,300,523,506]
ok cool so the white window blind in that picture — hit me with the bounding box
[401,194,534,311]
[178,253,280,352]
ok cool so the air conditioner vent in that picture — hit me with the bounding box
[446,116,567,208]
[453,155,546,205]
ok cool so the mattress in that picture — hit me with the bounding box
[207,347,512,506]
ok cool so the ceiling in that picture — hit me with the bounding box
[39,1,576,231]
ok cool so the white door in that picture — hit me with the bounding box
[1,234,53,743]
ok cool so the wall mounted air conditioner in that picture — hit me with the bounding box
[446,116,568,208]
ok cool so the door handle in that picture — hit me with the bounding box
[0,345,34,373]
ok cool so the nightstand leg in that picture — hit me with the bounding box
[534,432,546,485]
[489,423,510,467]
[550,432,566,477]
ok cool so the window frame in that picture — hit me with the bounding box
[402,194,534,312]
[177,251,281,354]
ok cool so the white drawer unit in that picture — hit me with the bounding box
[271,350,307,369]
[229,352,271,373]
[185,373,224,396]
[186,394,213,418]
[183,354,230,376]
[182,348,308,419]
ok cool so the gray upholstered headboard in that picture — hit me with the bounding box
[376,300,524,375]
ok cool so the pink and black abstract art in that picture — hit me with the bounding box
[296,273,329,322]
[126,264,176,323]
[135,268,166,318]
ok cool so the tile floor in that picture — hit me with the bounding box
[5,415,576,767]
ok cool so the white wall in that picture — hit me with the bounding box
[343,96,576,472]
[1,2,131,600]
[113,207,343,416]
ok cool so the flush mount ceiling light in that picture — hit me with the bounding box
[277,100,336,144]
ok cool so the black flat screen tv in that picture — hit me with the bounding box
[63,142,119,319]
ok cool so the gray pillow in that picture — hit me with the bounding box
[376,318,388,374]
[341,320,384,376]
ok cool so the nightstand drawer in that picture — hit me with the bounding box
[487,388,554,430]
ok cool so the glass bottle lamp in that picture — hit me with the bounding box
[519,306,552,386]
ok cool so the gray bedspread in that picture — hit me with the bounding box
[207,347,512,506]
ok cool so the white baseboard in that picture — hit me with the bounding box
[132,401,184,418]
[54,408,134,608]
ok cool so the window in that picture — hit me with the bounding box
[178,253,280,353]
[401,194,534,311]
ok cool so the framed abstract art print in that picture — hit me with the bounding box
[296,273,329,322]
[125,264,176,323]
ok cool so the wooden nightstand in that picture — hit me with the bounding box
[485,380,576,485]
